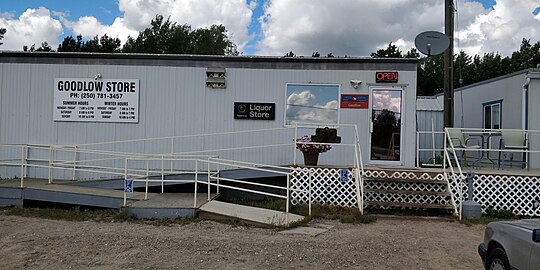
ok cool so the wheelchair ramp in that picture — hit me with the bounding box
[199,200,304,226]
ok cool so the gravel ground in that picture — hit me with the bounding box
[0,214,485,270]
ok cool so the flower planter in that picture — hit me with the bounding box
[302,152,320,166]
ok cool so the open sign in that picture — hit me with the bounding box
[376,72,399,83]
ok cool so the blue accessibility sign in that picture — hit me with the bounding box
[340,169,349,183]
[124,179,134,193]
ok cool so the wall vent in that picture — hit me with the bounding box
[206,68,226,89]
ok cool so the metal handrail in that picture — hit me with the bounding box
[2,124,365,220]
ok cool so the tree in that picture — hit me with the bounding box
[312,51,320,57]
[0,28,6,46]
[122,15,238,55]
[284,51,296,57]
[371,42,403,58]
[23,42,54,52]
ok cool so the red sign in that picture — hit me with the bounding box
[376,72,399,83]
[341,94,369,109]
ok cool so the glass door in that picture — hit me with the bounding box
[370,89,402,162]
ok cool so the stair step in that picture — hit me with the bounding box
[366,201,455,210]
[365,189,450,197]
[364,177,447,184]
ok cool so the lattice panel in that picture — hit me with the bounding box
[290,167,540,217]
[472,174,540,216]
[290,167,358,208]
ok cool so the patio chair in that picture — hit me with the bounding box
[498,130,528,169]
[446,128,481,167]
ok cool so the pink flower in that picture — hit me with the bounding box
[296,135,332,154]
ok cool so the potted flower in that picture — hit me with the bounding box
[296,135,332,166]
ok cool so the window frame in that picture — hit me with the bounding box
[284,83,341,126]
[482,99,503,129]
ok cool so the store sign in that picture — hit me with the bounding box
[53,78,139,123]
[376,72,399,83]
[234,102,275,120]
[341,94,369,109]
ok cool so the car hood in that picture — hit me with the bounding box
[499,219,540,230]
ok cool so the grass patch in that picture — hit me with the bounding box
[216,198,376,226]
[0,206,197,226]
[461,206,518,225]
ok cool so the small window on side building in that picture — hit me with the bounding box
[483,100,502,129]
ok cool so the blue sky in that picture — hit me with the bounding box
[1,0,539,56]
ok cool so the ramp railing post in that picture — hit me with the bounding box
[161,155,164,193]
[194,160,199,208]
[308,168,312,216]
[20,145,25,188]
[206,159,211,200]
[48,147,54,184]
[170,138,174,173]
[207,160,212,201]
[72,146,78,181]
[24,145,29,178]
[145,159,149,200]
[293,126,298,166]
[286,174,290,225]
[123,159,128,207]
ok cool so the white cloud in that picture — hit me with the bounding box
[286,90,338,124]
[0,7,63,51]
[457,0,540,56]
[64,16,138,43]
[257,0,538,57]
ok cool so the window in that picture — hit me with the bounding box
[483,100,502,129]
[285,84,339,125]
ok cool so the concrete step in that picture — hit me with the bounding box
[199,200,304,226]
[365,177,447,184]
[366,201,455,210]
[365,189,451,197]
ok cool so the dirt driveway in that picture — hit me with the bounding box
[0,214,485,270]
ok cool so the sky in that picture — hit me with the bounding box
[1,0,539,57]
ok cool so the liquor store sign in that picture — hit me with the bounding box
[53,78,140,123]
[234,102,275,120]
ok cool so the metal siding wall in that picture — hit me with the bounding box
[528,77,540,169]
[455,74,525,129]
[0,63,418,178]
[416,110,444,163]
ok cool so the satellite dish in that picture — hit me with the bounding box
[414,31,450,57]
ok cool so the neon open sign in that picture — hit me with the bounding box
[376,72,399,83]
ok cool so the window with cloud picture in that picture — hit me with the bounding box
[285,84,339,125]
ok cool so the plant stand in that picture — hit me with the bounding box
[302,152,320,166]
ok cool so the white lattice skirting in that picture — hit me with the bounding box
[290,167,540,217]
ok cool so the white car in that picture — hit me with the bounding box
[478,219,540,270]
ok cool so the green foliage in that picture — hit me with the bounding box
[484,206,514,219]
[371,42,404,58]
[339,209,377,224]
[55,15,238,55]
[23,42,54,52]
[373,39,540,96]
[0,28,6,46]
[122,15,238,55]
[284,50,296,57]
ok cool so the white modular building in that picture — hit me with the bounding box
[0,52,419,179]
[435,68,540,169]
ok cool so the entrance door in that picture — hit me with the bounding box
[370,88,403,163]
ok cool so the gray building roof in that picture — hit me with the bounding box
[416,96,443,111]
[0,51,419,71]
